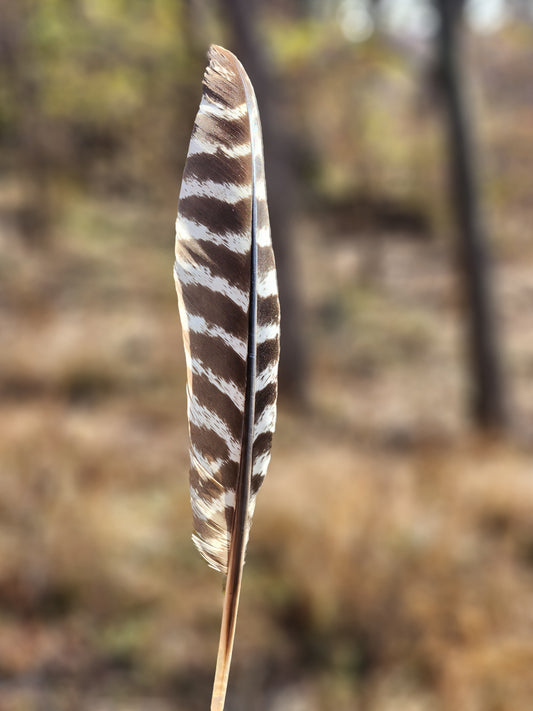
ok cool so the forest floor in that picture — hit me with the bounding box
[0,178,532,711]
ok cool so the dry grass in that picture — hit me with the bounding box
[1,181,532,710]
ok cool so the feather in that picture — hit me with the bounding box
[174,45,280,711]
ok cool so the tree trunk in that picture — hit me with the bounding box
[0,0,53,245]
[435,0,507,430]
[218,0,309,406]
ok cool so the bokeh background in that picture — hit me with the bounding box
[1,1,533,709]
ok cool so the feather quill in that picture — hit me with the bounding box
[174,45,280,711]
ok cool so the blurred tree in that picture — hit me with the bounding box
[0,0,53,244]
[0,0,203,207]
[435,0,507,430]
[510,0,533,20]
[218,0,309,405]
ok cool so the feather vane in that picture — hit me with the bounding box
[174,45,280,710]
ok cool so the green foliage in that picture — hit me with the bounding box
[2,0,203,198]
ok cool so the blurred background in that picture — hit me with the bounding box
[1,1,533,709]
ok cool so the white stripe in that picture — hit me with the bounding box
[180,176,251,204]
[257,321,279,344]
[190,485,235,523]
[175,275,193,377]
[247,496,257,520]
[254,402,277,439]
[175,259,248,311]
[187,314,247,359]
[191,357,245,410]
[190,443,224,483]
[191,486,236,522]
[222,488,236,509]
[258,268,278,298]
[187,135,251,158]
[190,492,218,523]
[208,61,235,82]
[188,392,240,462]
[253,178,267,203]
[256,359,278,392]
[200,95,247,120]
[252,450,272,478]
[176,215,249,255]
[257,224,271,247]
[192,532,228,572]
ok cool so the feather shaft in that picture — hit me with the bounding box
[211,88,259,709]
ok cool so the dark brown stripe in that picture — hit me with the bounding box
[193,457,239,496]
[257,244,275,272]
[204,49,244,107]
[178,195,251,238]
[192,516,218,548]
[189,329,246,384]
[224,503,235,531]
[190,371,243,443]
[258,294,280,327]
[203,84,238,110]
[251,434,274,497]
[182,282,247,339]
[256,199,269,228]
[189,423,229,470]
[257,338,279,375]
[253,429,274,453]
[188,432,241,492]
[254,381,277,421]
[180,239,250,295]
[251,471,267,497]
[184,146,250,186]
[196,112,250,150]
[190,467,224,505]
[221,459,240,491]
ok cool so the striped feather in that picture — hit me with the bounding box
[174,45,280,711]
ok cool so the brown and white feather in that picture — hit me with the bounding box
[174,44,279,710]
